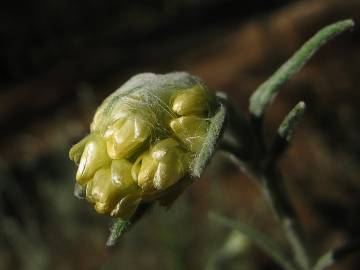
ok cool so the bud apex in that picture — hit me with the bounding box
[85,160,139,215]
[133,138,188,192]
[105,116,151,159]
[69,135,90,165]
[172,84,209,116]
[74,134,110,184]
[170,116,209,152]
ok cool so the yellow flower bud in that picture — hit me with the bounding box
[133,138,189,192]
[111,159,137,189]
[69,135,90,165]
[170,116,209,152]
[86,159,139,215]
[172,84,209,116]
[74,134,111,185]
[69,72,221,223]
[131,152,157,191]
[85,168,112,213]
[104,115,151,159]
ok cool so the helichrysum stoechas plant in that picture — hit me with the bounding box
[69,72,225,220]
[70,19,358,270]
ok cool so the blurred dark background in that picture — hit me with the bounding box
[1,0,360,269]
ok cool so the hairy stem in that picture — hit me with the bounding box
[221,19,355,270]
[222,130,311,269]
[222,98,311,269]
[260,168,311,270]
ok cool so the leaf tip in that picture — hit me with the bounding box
[106,219,130,247]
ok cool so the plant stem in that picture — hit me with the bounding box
[259,168,311,270]
[209,212,298,270]
[222,19,355,269]
[222,98,311,270]
[222,136,311,269]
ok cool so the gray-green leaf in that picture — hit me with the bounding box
[249,19,354,118]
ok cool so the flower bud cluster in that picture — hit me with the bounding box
[69,72,214,219]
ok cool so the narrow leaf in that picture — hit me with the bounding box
[249,19,354,118]
[278,101,306,142]
[313,251,334,270]
[106,219,130,247]
[314,240,360,270]
[210,212,297,270]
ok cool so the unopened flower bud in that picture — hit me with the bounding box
[170,116,209,152]
[86,159,139,215]
[133,138,189,192]
[69,135,90,165]
[71,134,110,185]
[172,84,210,116]
[104,115,151,159]
[69,72,226,226]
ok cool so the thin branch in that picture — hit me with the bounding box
[224,99,311,269]
[260,168,311,270]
